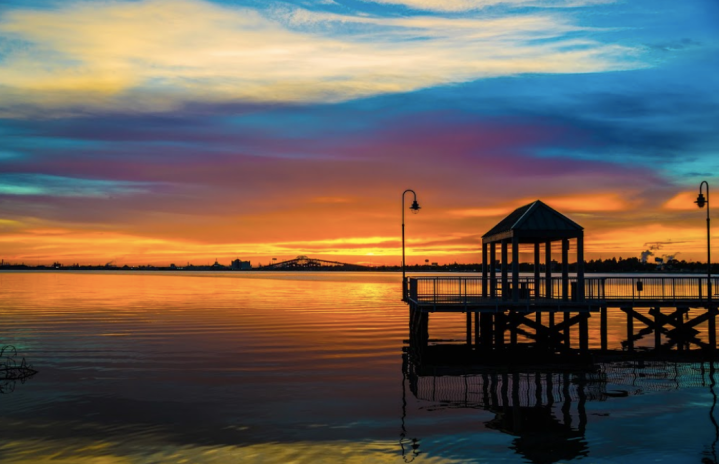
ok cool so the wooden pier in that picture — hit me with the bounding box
[404,200,717,357]
[406,275,719,355]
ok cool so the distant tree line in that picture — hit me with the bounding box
[1,257,718,273]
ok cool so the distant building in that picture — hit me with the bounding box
[231,258,252,270]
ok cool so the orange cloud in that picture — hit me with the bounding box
[535,193,637,212]
[663,191,702,211]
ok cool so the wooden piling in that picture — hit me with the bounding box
[480,313,493,348]
[625,307,634,351]
[653,306,662,349]
[495,312,505,349]
[709,306,717,352]
[466,312,472,346]
[600,306,608,351]
[563,311,571,349]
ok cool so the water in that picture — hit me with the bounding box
[0,271,718,463]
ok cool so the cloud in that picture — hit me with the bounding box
[0,174,156,197]
[0,0,642,116]
[663,191,701,211]
[357,0,614,12]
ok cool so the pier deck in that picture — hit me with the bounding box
[404,276,719,355]
[406,276,719,310]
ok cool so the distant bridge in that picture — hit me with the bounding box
[258,255,370,271]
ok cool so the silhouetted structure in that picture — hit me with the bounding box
[231,258,252,270]
[405,200,719,357]
[258,255,370,271]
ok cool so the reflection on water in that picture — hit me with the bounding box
[0,271,718,463]
[402,353,719,464]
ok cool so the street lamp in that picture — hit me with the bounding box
[696,181,711,302]
[402,189,420,301]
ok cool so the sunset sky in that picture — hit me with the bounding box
[0,0,717,266]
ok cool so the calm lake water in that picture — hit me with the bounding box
[1,271,718,463]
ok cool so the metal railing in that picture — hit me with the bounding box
[405,276,719,305]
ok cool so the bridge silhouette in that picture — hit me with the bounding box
[258,255,370,271]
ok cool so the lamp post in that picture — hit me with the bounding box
[696,181,711,302]
[402,189,421,301]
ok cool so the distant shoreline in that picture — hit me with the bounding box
[0,265,715,274]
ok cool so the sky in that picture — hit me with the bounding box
[0,0,717,266]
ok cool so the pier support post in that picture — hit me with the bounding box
[653,306,662,349]
[564,311,571,349]
[579,313,589,352]
[625,307,634,351]
[419,312,429,350]
[600,306,608,351]
[480,313,493,349]
[474,312,480,348]
[510,310,518,345]
[495,312,505,349]
[466,312,472,346]
[709,306,716,352]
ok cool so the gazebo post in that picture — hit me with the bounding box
[490,243,497,299]
[512,236,520,302]
[545,241,552,300]
[562,238,569,301]
[546,240,554,332]
[482,242,488,298]
[534,242,540,299]
[562,238,570,348]
[534,242,542,326]
[577,233,585,301]
[501,240,509,301]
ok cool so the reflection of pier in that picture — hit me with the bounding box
[405,200,718,355]
[401,349,719,464]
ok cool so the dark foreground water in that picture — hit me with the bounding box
[0,271,718,463]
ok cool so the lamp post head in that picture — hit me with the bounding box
[696,193,707,208]
[410,200,421,214]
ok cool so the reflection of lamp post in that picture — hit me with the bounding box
[696,181,711,302]
[402,189,421,301]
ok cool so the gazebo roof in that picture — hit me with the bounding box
[482,200,583,244]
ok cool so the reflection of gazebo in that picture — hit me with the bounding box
[487,406,588,464]
[481,200,585,303]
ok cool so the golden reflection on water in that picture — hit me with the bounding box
[1,271,718,463]
[0,437,468,464]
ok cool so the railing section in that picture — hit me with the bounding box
[406,276,719,305]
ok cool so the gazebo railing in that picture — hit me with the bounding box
[406,276,719,305]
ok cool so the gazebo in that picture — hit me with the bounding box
[481,200,585,303]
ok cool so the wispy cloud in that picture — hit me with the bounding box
[0,174,156,197]
[357,0,614,12]
[0,0,641,116]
